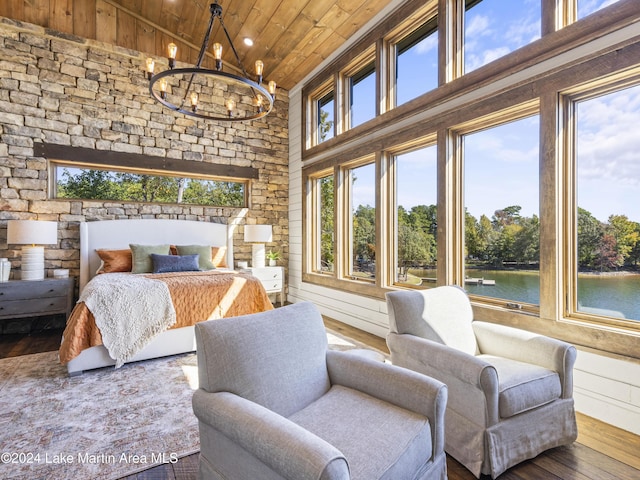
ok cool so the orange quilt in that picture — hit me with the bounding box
[59,270,274,364]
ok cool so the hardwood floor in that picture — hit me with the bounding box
[2,319,638,480]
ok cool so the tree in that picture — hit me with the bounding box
[319,176,335,271]
[595,233,622,271]
[352,204,375,273]
[318,109,334,142]
[607,214,639,267]
[58,169,120,200]
[577,208,603,270]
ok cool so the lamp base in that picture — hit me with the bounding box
[251,244,266,268]
[21,246,45,281]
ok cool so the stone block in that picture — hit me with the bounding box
[30,200,71,214]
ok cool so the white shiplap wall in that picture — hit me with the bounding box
[287,0,640,436]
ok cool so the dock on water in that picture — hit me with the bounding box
[464,277,496,286]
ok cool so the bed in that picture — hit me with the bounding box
[60,219,273,375]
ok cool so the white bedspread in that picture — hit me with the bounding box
[79,273,177,368]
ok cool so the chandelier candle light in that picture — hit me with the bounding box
[146,2,276,122]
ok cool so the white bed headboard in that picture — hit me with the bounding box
[79,219,234,291]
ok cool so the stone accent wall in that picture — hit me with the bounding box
[0,18,289,286]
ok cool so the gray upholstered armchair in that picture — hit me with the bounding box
[192,301,448,480]
[386,286,577,479]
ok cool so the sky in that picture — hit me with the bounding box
[352,0,637,224]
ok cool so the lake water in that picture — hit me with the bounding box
[409,268,640,321]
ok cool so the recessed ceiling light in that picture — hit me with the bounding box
[243,37,254,47]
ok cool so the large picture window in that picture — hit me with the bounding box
[571,83,640,323]
[52,164,246,207]
[461,113,540,307]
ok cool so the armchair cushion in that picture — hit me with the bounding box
[478,355,561,418]
[195,301,331,417]
[386,286,478,355]
[289,385,433,480]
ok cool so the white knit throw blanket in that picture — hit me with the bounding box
[79,273,177,368]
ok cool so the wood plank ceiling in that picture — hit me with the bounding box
[0,0,391,91]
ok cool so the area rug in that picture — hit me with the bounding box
[0,328,385,480]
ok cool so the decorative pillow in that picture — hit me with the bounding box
[130,244,171,273]
[95,249,132,274]
[150,254,200,274]
[175,245,216,270]
[211,246,228,268]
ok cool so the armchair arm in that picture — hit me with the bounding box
[387,332,500,425]
[193,390,349,480]
[472,321,576,397]
[326,350,448,458]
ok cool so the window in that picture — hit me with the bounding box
[461,113,540,307]
[570,82,640,324]
[348,61,376,128]
[577,0,621,20]
[393,144,438,287]
[464,0,541,74]
[300,0,638,356]
[53,164,246,207]
[345,161,376,281]
[394,18,438,107]
[317,91,335,143]
[313,173,335,274]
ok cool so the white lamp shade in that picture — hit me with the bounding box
[244,224,272,243]
[7,220,57,280]
[7,220,58,245]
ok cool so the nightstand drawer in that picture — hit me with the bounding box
[261,279,283,292]
[0,278,75,321]
[248,268,283,282]
[0,296,69,317]
[244,266,285,306]
[0,280,68,301]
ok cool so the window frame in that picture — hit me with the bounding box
[39,143,256,209]
[308,169,337,276]
[389,15,439,109]
[450,100,541,313]
[342,50,378,131]
[341,156,378,283]
[560,72,640,334]
[308,80,337,148]
[386,137,439,289]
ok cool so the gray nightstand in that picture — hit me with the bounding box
[245,266,285,307]
[0,277,75,322]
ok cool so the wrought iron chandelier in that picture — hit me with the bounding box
[145,2,276,122]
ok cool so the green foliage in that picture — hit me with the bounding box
[319,176,335,271]
[266,250,281,260]
[56,167,244,207]
[318,109,334,142]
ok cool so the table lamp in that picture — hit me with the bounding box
[244,224,272,268]
[7,220,58,280]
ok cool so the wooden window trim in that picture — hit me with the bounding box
[36,143,259,180]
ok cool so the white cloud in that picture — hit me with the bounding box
[415,34,438,55]
[579,0,620,18]
[466,14,491,39]
[466,46,512,72]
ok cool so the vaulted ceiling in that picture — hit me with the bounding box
[0,0,391,91]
